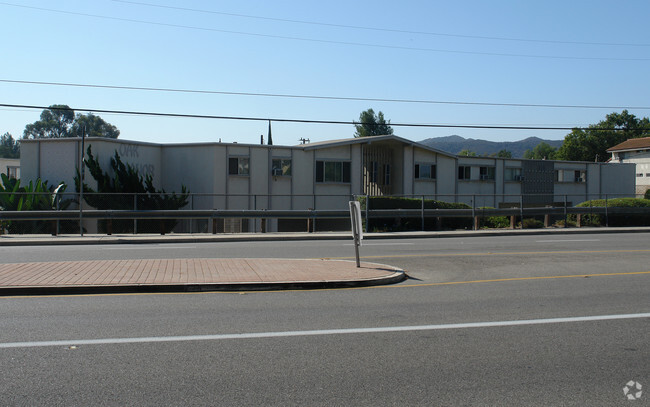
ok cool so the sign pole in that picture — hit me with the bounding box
[349,201,363,268]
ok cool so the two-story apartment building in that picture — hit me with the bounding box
[20,135,635,232]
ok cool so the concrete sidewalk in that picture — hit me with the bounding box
[0,258,406,296]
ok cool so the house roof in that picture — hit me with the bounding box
[607,137,650,152]
[299,135,457,158]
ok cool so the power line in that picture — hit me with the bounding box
[0,102,621,131]
[2,79,649,110]
[112,0,650,48]
[1,2,648,62]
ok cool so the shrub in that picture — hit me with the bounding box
[521,218,544,229]
[0,174,73,234]
[574,198,650,226]
[75,146,190,233]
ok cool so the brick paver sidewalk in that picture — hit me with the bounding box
[0,258,405,294]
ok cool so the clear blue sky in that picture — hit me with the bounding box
[1,0,649,146]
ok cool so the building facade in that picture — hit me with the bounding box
[20,135,635,232]
[608,137,650,194]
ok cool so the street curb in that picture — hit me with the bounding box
[0,270,407,296]
[2,227,650,246]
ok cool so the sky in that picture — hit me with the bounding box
[1,0,649,147]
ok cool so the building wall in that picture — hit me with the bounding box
[18,137,637,232]
[0,157,20,179]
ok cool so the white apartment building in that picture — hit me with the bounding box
[20,135,635,232]
[608,136,650,195]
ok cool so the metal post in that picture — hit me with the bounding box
[79,128,85,237]
[133,195,138,234]
[605,194,609,227]
[471,195,476,230]
[519,195,524,229]
[564,195,568,228]
[365,195,369,234]
[421,195,425,231]
[190,194,194,234]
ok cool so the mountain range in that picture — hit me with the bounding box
[418,135,564,158]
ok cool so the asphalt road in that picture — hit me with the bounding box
[1,233,649,406]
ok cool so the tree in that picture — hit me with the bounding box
[70,113,120,139]
[354,108,394,138]
[458,149,477,157]
[0,132,20,158]
[523,142,557,160]
[23,105,120,139]
[23,104,75,139]
[497,149,512,158]
[555,110,650,162]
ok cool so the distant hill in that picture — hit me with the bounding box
[418,135,563,158]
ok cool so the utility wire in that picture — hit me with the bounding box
[0,103,626,131]
[1,2,648,61]
[112,0,650,48]
[2,79,648,110]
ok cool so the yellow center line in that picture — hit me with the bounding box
[318,248,650,260]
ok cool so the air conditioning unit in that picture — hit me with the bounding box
[272,168,283,176]
[514,175,524,181]
[480,174,489,180]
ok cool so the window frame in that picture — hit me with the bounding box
[458,165,471,180]
[415,163,436,180]
[271,158,292,177]
[315,160,351,183]
[479,166,496,181]
[228,156,250,176]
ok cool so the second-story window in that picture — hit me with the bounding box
[229,157,249,175]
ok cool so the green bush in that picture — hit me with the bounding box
[574,198,650,226]
[645,189,650,200]
[75,146,190,234]
[0,174,73,234]
[521,218,544,229]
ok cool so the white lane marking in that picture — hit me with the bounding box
[103,245,196,250]
[1,313,648,349]
[343,243,414,246]
[536,239,600,243]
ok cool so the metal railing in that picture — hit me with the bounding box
[1,192,648,235]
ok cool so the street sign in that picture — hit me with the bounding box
[349,201,363,267]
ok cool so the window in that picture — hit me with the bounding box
[272,159,291,176]
[6,166,18,179]
[479,167,496,181]
[415,163,436,180]
[505,167,522,181]
[555,169,586,183]
[637,173,644,177]
[384,164,391,185]
[369,161,378,183]
[316,161,351,183]
[228,157,249,175]
[458,166,471,180]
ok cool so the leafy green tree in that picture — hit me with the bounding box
[75,146,189,233]
[354,108,394,138]
[523,142,557,160]
[23,105,120,139]
[497,149,512,158]
[555,110,650,162]
[70,113,120,139]
[458,149,477,157]
[23,104,75,139]
[0,132,20,158]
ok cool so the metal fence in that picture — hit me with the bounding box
[1,192,649,236]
